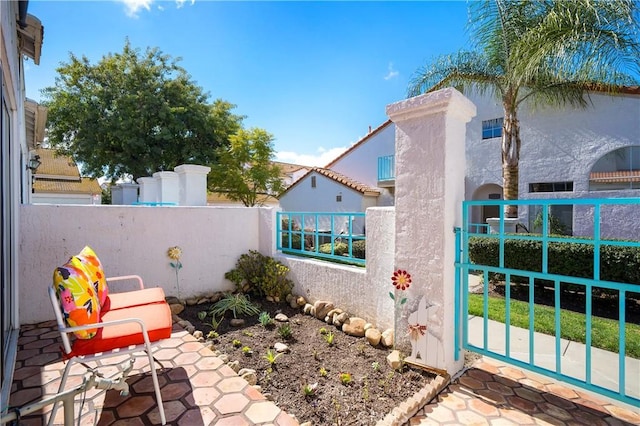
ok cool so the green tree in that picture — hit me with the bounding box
[42,40,243,181]
[208,128,284,207]
[409,0,640,217]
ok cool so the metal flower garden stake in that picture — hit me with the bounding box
[167,246,183,300]
[390,269,411,348]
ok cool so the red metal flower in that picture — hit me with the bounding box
[391,269,411,291]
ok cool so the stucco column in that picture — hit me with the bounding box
[153,171,179,205]
[137,177,158,204]
[174,164,211,206]
[386,88,476,374]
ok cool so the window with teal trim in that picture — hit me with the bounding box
[482,118,503,139]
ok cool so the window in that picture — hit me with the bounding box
[529,205,573,235]
[528,181,573,193]
[336,193,342,202]
[589,146,640,191]
[311,176,316,188]
[482,118,503,139]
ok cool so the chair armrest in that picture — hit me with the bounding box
[106,275,145,290]
[60,317,153,346]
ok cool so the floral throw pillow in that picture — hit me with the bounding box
[52,256,100,339]
[76,246,108,307]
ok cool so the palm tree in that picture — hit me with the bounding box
[409,0,640,217]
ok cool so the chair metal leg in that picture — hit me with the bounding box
[47,359,74,426]
[146,347,166,425]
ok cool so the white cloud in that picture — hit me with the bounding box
[175,0,195,9]
[384,62,399,80]
[120,0,152,18]
[119,0,194,17]
[275,146,349,167]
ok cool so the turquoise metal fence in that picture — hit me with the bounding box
[276,211,366,265]
[455,198,640,407]
[377,155,395,181]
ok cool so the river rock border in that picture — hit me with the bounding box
[169,293,450,426]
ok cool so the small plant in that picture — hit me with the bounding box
[339,372,352,385]
[242,330,253,337]
[263,349,282,366]
[197,311,207,321]
[323,331,335,346]
[258,311,274,327]
[207,331,219,340]
[242,346,253,356]
[319,327,328,335]
[204,314,223,332]
[277,324,293,339]
[232,339,242,348]
[209,292,261,319]
[319,367,328,377]
[302,382,318,397]
[371,361,380,371]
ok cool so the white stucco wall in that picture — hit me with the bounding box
[279,206,395,330]
[33,193,99,205]
[330,122,395,188]
[19,205,276,324]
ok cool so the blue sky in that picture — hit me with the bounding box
[26,1,471,166]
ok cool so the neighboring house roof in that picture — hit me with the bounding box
[32,148,101,195]
[34,148,80,178]
[34,178,102,194]
[324,120,392,169]
[206,191,279,205]
[272,161,310,175]
[281,167,381,197]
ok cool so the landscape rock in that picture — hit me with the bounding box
[230,318,246,327]
[196,297,209,305]
[286,294,295,304]
[381,329,394,348]
[227,360,240,372]
[289,298,298,309]
[169,303,185,315]
[185,297,198,306]
[296,296,307,307]
[185,325,195,334]
[274,342,289,353]
[313,301,334,320]
[333,312,349,327]
[217,354,229,363]
[239,368,257,386]
[266,295,275,302]
[192,330,203,340]
[365,328,382,346]
[341,317,366,337]
[387,350,402,370]
[275,313,289,322]
[364,323,373,331]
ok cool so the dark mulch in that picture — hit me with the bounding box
[179,301,436,425]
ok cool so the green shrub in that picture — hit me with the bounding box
[352,240,366,259]
[319,242,348,256]
[468,235,640,289]
[225,250,293,299]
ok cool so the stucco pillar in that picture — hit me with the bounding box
[153,171,179,205]
[174,164,211,206]
[111,183,139,205]
[386,88,476,374]
[137,177,158,204]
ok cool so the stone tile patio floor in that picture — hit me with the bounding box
[8,321,640,425]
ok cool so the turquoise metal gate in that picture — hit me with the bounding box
[454,198,640,407]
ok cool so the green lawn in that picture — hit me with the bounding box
[467,294,640,359]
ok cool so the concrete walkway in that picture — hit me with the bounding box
[467,316,640,400]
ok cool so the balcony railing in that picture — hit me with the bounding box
[377,155,395,182]
[277,211,366,265]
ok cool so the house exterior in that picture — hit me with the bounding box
[31,148,103,204]
[279,87,640,238]
[1,0,45,410]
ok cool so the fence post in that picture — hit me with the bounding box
[386,88,476,374]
